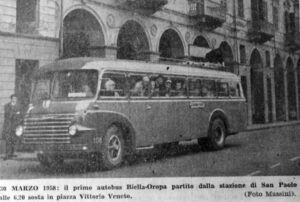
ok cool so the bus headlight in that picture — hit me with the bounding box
[16,125,24,137]
[69,125,77,136]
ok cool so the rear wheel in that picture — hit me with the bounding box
[208,118,226,150]
[100,125,125,170]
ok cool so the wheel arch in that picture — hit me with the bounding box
[208,109,230,135]
[85,110,137,155]
[108,119,136,155]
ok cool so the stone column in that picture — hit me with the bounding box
[136,51,160,62]
[295,69,300,120]
[263,69,269,123]
[270,70,277,122]
[284,69,289,121]
[89,45,118,59]
[247,72,253,125]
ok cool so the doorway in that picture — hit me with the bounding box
[15,59,38,113]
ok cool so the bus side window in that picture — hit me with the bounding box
[201,80,216,97]
[229,82,240,97]
[99,73,126,98]
[216,81,229,97]
[149,75,165,97]
[188,78,201,97]
[169,77,187,97]
[129,74,150,98]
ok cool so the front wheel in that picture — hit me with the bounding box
[208,118,226,150]
[100,125,125,170]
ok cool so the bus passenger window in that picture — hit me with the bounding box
[216,81,229,97]
[170,78,187,97]
[201,80,216,97]
[188,79,201,97]
[229,82,241,97]
[100,73,126,98]
[149,75,166,97]
[129,75,150,98]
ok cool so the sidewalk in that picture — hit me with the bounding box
[247,120,300,131]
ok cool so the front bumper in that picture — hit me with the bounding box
[24,131,101,157]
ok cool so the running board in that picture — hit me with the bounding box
[179,139,198,145]
[136,145,155,150]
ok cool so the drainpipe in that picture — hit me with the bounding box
[59,0,64,59]
[232,0,239,75]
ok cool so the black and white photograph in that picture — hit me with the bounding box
[0,0,299,201]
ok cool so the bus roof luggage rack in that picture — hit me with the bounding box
[158,57,227,71]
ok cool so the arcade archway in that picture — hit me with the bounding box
[274,54,286,121]
[63,9,105,58]
[159,29,184,60]
[117,21,150,60]
[250,49,265,124]
[193,36,209,48]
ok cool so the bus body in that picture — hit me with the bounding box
[18,58,247,169]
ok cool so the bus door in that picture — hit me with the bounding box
[97,72,130,128]
[127,73,156,146]
[144,75,188,145]
[187,78,214,139]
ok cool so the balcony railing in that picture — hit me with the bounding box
[189,0,227,29]
[285,30,300,51]
[247,19,275,43]
[126,0,168,13]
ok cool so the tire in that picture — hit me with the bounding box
[208,118,226,150]
[100,125,125,170]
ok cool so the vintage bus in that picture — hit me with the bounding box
[16,58,247,169]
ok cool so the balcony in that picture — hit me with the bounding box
[247,19,275,44]
[285,30,300,51]
[125,0,168,14]
[189,0,227,30]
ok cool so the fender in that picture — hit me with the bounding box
[83,110,137,152]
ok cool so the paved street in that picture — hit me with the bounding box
[0,124,299,179]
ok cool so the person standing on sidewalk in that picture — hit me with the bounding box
[2,95,23,160]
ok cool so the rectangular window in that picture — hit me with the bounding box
[188,78,202,97]
[201,80,216,98]
[237,0,244,18]
[149,75,187,98]
[257,0,268,21]
[129,74,149,98]
[16,0,39,34]
[262,1,268,21]
[169,77,187,97]
[52,70,98,99]
[273,6,279,29]
[229,82,241,97]
[216,81,229,97]
[265,51,270,67]
[100,73,127,98]
[239,45,246,65]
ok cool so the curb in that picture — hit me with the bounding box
[247,120,300,131]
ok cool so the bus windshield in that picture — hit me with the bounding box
[32,70,98,102]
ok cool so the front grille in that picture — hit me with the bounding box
[23,114,74,144]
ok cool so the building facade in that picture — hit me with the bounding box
[0,0,59,149]
[0,0,300,143]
